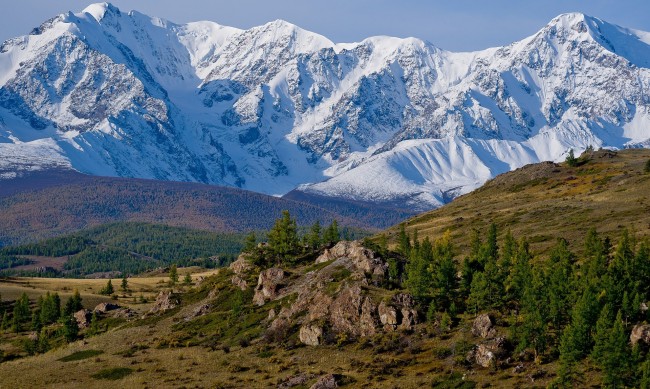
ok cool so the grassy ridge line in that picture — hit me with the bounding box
[384,149,650,256]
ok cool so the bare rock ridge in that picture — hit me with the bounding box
[0,5,649,211]
[237,240,419,346]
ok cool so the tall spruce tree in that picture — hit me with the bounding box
[268,210,300,260]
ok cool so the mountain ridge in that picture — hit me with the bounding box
[0,4,649,210]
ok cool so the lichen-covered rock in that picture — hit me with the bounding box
[631,324,650,346]
[467,337,508,368]
[74,309,92,328]
[109,308,136,320]
[253,267,286,306]
[378,293,418,331]
[378,302,398,330]
[315,241,387,278]
[93,302,120,313]
[149,290,180,314]
[231,275,248,290]
[328,286,379,337]
[278,373,315,389]
[230,255,253,275]
[184,304,211,321]
[472,313,496,338]
[310,374,338,389]
[299,324,323,346]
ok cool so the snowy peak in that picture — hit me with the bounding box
[0,6,649,212]
[82,2,121,23]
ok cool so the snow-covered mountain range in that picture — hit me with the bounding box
[1,3,649,211]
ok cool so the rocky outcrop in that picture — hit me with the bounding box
[184,304,211,321]
[254,241,417,346]
[631,324,650,346]
[74,309,92,328]
[467,337,508,368]
[110,308,136,320]
[329,286,378,337]
[378,293,418,332]
[230,255,254,275]
[299,324,323,346]
[93,302,120,314]
[149,290,180,314]
[278,373,315,389]
[253,268,286,306]
[230,255,255,290]
[310,374,338,389]
[316,241,387,279]
[472,313,497,338]
[231,275,248,291]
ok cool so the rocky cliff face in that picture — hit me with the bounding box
[1,5,649,210]
[233,241,418,346]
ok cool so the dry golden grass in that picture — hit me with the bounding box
[385,148,650,257]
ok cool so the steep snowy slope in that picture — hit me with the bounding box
[0,4,648,210]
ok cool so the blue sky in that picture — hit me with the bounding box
[2,0,650,51]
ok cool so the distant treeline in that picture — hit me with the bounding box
[0,222,250,277]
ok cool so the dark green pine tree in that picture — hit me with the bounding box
[566,149,578,167]
[307,221,322,250]
[591,303,615,366]
[323,220,340,245]
[12,292,30,332]
[268,210,300,260]
[556,287,600,385]
[546,239,575,331]
[397,224,411,258]
[404,237,433,301]
[71,289,82,312]
[169,265,178,285]
[601,311,633,387]
[242,231,257,253]
[431,231,456,310]
[62,315,79,343]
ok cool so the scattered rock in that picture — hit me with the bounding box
[467,337,508,368]
[378,294,418,331]
[631,324,650,346]
[268,308,276,321]
[378,301,398,330]
[184,304,211,321]
[299,324,323,346]
[231,275,248,290]
[230,255,253,275]
[74,309,92,328]
[310,374,338,389]
[512,364,525,374]
[93,302,120,313]
[472,313,496,338]
[149,290,180,314]
[253,268,285,306]
[109,308,136,320]
[278,373,315,388]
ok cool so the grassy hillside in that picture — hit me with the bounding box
[1,152,650,387]
[386,148,650,256]
[0,170,388,246]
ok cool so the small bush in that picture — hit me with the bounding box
[91,367,133,380]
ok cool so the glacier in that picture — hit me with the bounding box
[0,3,649,211]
